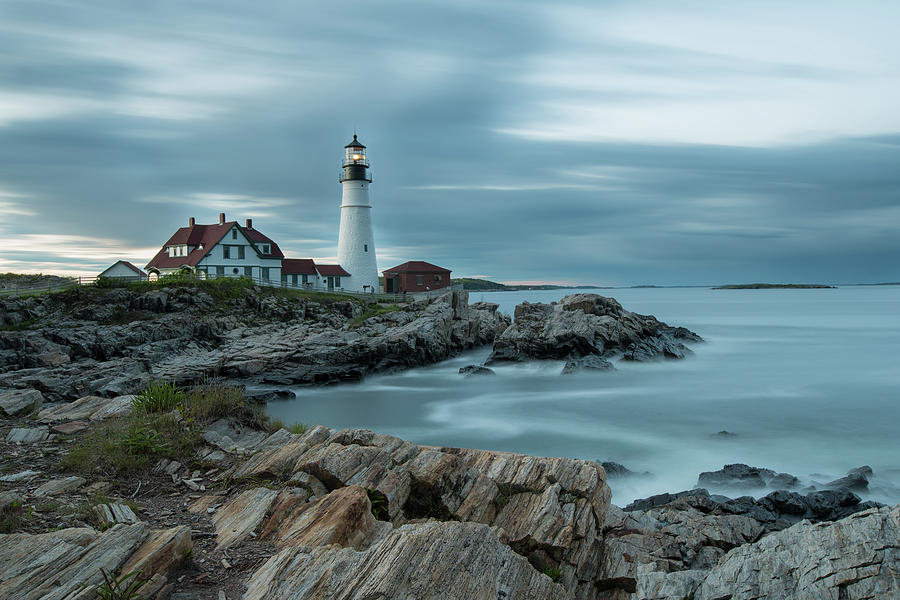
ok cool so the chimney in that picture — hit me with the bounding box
[245,218,253,229]
[219,212,226,225]
[188,217,195,227]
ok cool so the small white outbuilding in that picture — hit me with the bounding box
[98,260,148,281]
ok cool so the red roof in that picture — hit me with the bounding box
[281,258,317,275]
[316,264,350,277]
[382,261,451,274]
[146,221,283,271]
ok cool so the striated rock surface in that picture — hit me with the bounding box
[0,286,508,401]
[244,521,570,600]
[488,294,700,368]
[695,505,900,600]
[0,388,42,416]
[227,425,611,599]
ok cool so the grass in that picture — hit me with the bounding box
[0,500,31,533]
[0,319,39,331]
[349,303,403,328]
[267,417,307,434]
[62,381,284,476]
[94,568,147,600]
[542,567,562,582]
[131,380,185,413]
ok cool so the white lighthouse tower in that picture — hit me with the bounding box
[337,135,379,292]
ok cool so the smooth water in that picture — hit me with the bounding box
[265,286,900,505]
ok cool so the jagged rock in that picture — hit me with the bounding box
[37,395,111,422]
[459,364,495,376]
[259,485,391,549]
[697,463,799,491]
[227,426,611,599]
[0,388,43,416]
[599,503,766,596]
[5,427,49,443]
[33,476,87,497]
[119,525,191,582]
[212,487,279,549]
[51,420,90,435]
[824,465,871,492]
[203,418,269,454]
[0,288,509,400]
[93,503,141,526]
[0,470,40,483]
[244,521,569,600]
[561,355,615,374]
[89,394,135,421]
[488,294,700,364]
[0,523,147,600]
[694,505,900,600]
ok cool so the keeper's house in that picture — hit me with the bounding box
[382,261,451,293]
[145,213,349,290]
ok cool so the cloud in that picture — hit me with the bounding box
[0,1,898,286]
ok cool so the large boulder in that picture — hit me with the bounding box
[0,388,43,416]
[488,294,700,365]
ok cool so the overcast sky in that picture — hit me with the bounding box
[2,0,899,285]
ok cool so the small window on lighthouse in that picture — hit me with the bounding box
[364,244,368,252]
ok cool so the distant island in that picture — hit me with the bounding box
[451,277,606,291]
[713,283,837,290]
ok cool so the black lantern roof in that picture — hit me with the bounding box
[344,134,366,149]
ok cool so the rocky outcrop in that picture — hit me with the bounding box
[488,294,700,369]
[0,522,190,600]
[245,521,570,600]
[0,286,509,401]
[695,505,900,600]
[225,425,611,599]
[599,484,892,599]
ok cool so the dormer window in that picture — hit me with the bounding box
[260,244,270,254]
[231,229,238,240]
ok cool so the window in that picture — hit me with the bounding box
[223,246,231,259]
[364,244,368,252]
[261,267,270,280]
[216,266,224,276]
[238,246,245,260]
[416,275,424,286]
[232,229,237,240]
[292,274,298,285]
[302,274,309,284]
[435,274,442,283]
[261,244,270,254]
[334,277,341,287]
[244,266,252,277]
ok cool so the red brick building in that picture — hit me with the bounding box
[382,261,451,293]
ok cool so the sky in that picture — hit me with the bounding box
[1,0,899,286]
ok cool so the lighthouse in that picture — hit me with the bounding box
[337,135,380,293]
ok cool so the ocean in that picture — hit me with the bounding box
[265,286,900,506]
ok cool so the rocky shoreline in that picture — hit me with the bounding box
[1,284,897,598]
[1,394,897,600]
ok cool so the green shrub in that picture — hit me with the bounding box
[542,567,562,582]
[131,381,185,413]
[94,568,147,600]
